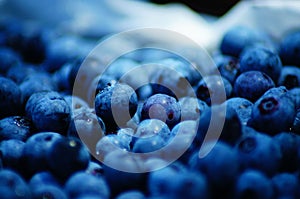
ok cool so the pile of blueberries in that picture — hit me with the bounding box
[0,15,300,199]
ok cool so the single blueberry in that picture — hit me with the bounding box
[0,77,22,118]
[6,63,38,84]
[214,54,240,84]
[239,46,282,82]
[141,93,181,129]
[233,71,275,102]
[25,91,71,135]
[29,171,61,188]
[0,169,31,199]
[273,132,299,172]
[0,139,25,171]
[21,132,63,177]
[115,190,145,199]
[234,170,273,199]
[236,132,282,176]
[224,97,253,126]
[289,87,300,110]
[0,47,21,74]
[0,116,33,141]
[271,173,300,198]
[64,172,110,199]
[46,137,90,180]
[220,25,264,57]
[248,93,296,135]
[279,30,300,66]
[95,83,138,133]
[196,75,232,105]
[31,185,68,199]
[189,142,239,199]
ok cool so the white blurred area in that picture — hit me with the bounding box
[1,0,300,52]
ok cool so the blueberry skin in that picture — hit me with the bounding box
[279,31,300,66]
[0,116,33,141]
[141,94,181,129]
[29,172,61,188]
[116,190,145,199]
[105,58,138,80]
[31,185,68,199]
[132,134,167,153]
[21,132,63,177]
[234,170,273,199]
[278,66,300,90]
[179,97,208,121]
[220,25,263,57]
[236,132,282,176]
[25,91,71,134]
[0,47,21,74]
[239,46,282,82]
[214,54,240,84]
[189,142,239,198]
[6,63,38,84]
[248,93,296,135]
[196,105,242,146]
[196,75,232,105]
[289,88,300,110]
[0,77,22,118]
[0,139,25,171]
[0,169,31,199]
[292,110,300,135]
[64,172,110,199]
[224,97,253,126]
[95,83,138,133]
[46,137,90,180]
[148,168,208,199]
[233,71,275,102]
[273,132,299,172]
[134,119,171,143]
[272,173,300,198]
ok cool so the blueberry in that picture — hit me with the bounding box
[132,134,167,153]
[292,110,300,134]
[278,66,300,89]
[214,54,240,84]
[105,58,138,80]
[102,150,146,196]
[196,75,232,105]
[46,137,90,180]
[25,91,71,134]
[64,172,110,199]
[52,61,74,91]
[29,172,61,188]
[273,132,299,172]
[95,83,138,133]
[21,132,63,177]
[189,142,239,198]
[149,168,208,199]
[0,169,31,199]
[220,25,264,57]
[31,185,68,199]
[0,116,33,141]
[0,77,22,118]
[141,94,180,129]
[0,47,21,74]
[196,105,242,146]
[85,161,104,177]
[279,30,300,66]
[179,97,208,121]
[234,170,273,199]
[224,97,253,126]
[233,71,275,102]
[0,139,25,171]
[247,93,296,135]
[115,190,145,199]
[271,173,299,198]
[68,107,104,155]
[239,46,282,82]
[6,63,38,84]
[134,119,171,143]
[236,132,282,176]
